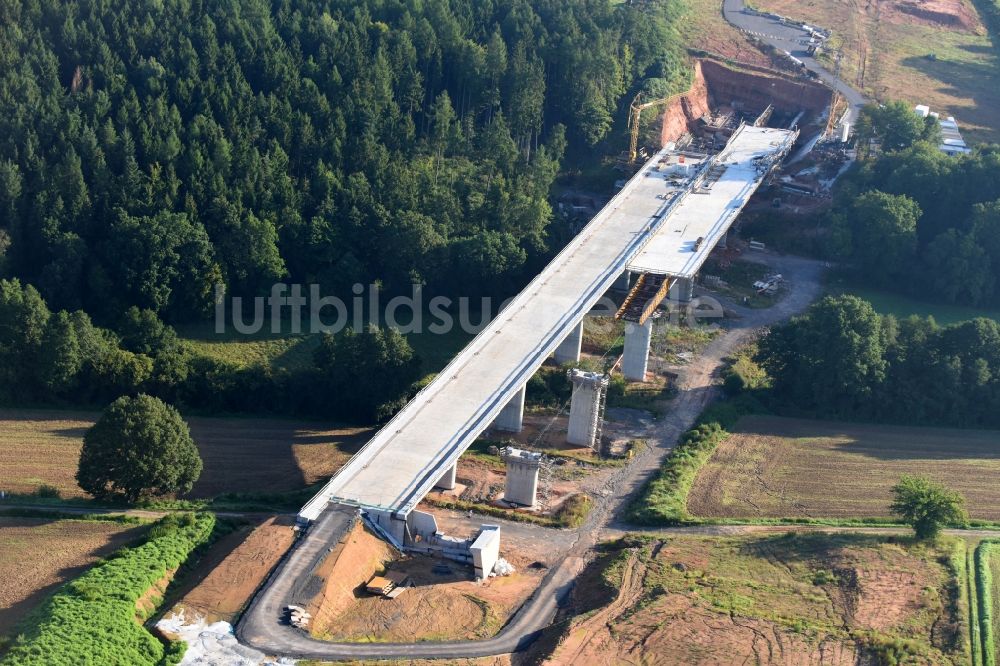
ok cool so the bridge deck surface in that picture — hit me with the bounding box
[628,126,794,275]
[299,124,795,521]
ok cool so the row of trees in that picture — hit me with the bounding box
[756,295,1000,427]
[0,278,422,422]
[0,0,687,323]
[830,103,1000,307]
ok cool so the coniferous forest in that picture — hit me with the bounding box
[0,0,688,417]
[0,0,686,318]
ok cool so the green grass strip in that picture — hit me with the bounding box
[970,545,984,666]
[977,541,999,666]
[0,512,215,666]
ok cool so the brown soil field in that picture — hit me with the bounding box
[309,522,544,643]
[0,408,370,499]
[0,517,148,635]
[165,516,296,625]
[755,0,1000,143]
[688,415,1000,520]
[545,533,965,665]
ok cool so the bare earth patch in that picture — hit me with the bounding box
[0,408,369,499]
[688,415,1000,520]
[545,534,962,665]
[0,517,147,635]
[166,516,296,625]
[308,522,543,643]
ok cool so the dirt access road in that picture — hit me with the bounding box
[723,0,870,124]
[236,252,826,660]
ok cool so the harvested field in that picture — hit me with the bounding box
[0,408,369,499]
[688,415,1000,520]
[545,533,966,665]
[755,0,1000,143]
[308,522,543,643]
[0,517,148,635]
[166,516,296,625]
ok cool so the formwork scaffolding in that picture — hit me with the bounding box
[615,273,674,325]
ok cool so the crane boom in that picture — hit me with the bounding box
[628,91,686,165]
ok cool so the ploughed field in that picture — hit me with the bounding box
[0,408,369,499]
[688,415,1000,520]
[0,517,148,635]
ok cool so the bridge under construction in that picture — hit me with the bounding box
[297,122,797,542]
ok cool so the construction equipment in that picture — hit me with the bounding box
[824,49,844,138]
[628,91,686,165]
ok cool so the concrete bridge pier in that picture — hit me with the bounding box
[501,447,543,506]
[622,320,653,381]
[670,277,695,303]
[493,385,526,432]
[567,369,609,448]
[434,463,457,490]
[553,321,583,365]
[614,269,631,291]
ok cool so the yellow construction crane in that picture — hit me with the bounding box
[628,91,684,165]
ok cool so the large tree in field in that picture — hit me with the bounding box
[77,394,202,502]
[757,295,887,414]
[890,475,967,539]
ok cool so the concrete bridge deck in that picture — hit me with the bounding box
[298,124,796,527]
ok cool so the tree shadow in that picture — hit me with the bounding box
[0,518,148,636]
[185,417,373,498]
[736,531,903,565]
[899,53,1000,134]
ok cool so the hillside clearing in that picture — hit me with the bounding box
[754,0,1000,143]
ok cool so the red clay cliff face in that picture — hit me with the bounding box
[660,61,712,145]
[659,58,833,147]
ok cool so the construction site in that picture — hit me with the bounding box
[161,57,840,659]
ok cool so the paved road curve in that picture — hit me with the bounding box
[722,0,870,124]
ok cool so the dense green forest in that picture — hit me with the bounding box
[830,103,1000,307]
[0,0,687,324]
[753,295,1000,427]
[0,0,690,416]
[0,277,423,420]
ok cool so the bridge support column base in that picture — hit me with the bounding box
[501,449,543,507]
[622,320,653,382]
[553,321,584,365]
